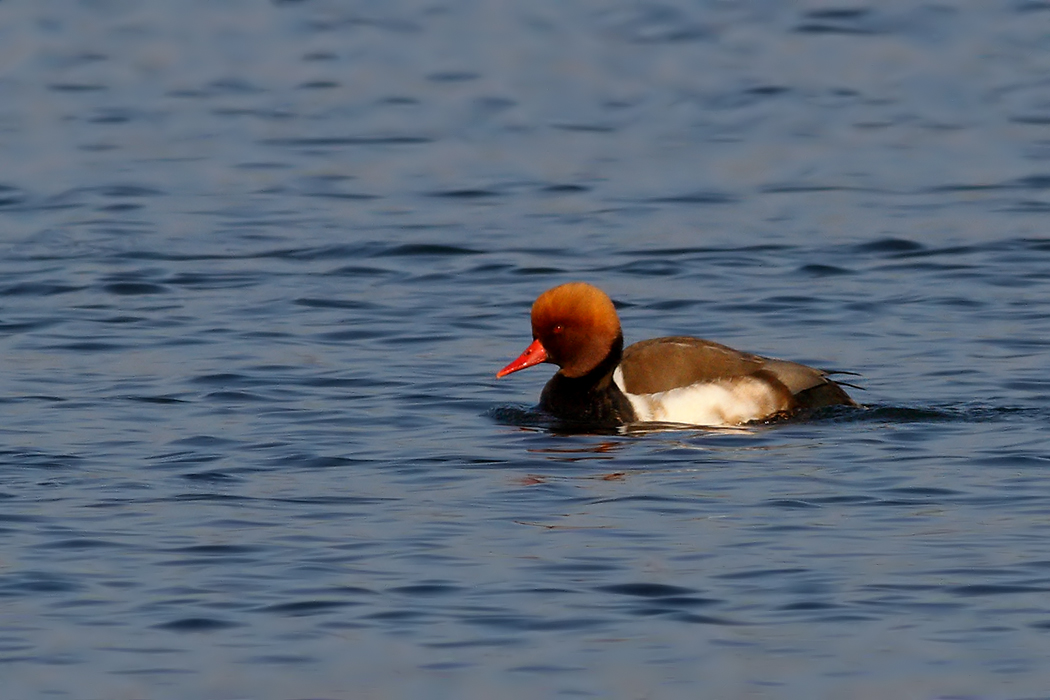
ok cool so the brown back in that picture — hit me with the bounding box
[619,336,834,396]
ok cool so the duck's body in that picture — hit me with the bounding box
[497,282,855,428]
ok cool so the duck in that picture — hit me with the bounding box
[496,282,856,428]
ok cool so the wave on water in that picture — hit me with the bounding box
[832,403,1047,424]
[487,405,555,428]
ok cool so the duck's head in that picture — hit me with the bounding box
[497,282,622,379]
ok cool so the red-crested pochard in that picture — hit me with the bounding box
[497,282,856,427]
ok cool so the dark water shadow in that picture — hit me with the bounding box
[487,402,1044,436]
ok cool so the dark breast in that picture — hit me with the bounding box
[539,372,637,427]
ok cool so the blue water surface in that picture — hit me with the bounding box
[2,2,1050,699]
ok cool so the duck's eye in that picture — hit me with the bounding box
[552,324,565,334]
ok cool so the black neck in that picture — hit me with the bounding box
[539,334,635,428]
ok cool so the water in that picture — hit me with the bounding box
[2,1,1050,698]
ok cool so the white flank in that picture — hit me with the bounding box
[613,367,785,427]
